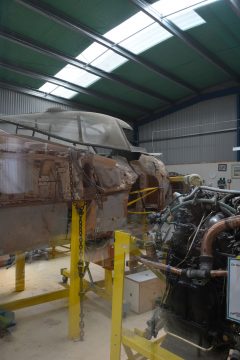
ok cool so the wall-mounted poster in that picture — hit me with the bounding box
[232,164,240,178]
[218,164,227,172]
[227,258,240,324]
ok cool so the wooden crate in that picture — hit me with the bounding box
[124,270,165,314]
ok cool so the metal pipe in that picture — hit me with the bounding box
[137,257,182,275]
[200,186,240,194]
[142,127,236,144]
[183,186,240,202]
[170,197,217,215]
[210,269,228,277]
[201,215,240,257]
[167,331,213,352]
[136,257,227,277]
[218,201,236,214]
[219,204,234,217]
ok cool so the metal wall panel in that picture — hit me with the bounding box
[0,88,75,115]
[139,95,237,164]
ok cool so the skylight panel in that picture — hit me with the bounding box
[152,0,219,17]
[51,87,77,99]
[72,72,100,87]
[169,10,206,30]
[121,23,172,54]
[76,43,107,63]
[55,64,100,87]
[38,0,220,97]
[55,65,85,83]
[152,0,203,17]
[104,11,153,43]
[192,0,219,10]
[39,82,58,93]
[91,51,127,73]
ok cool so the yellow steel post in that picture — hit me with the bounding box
[110,231,132,360]
[0,289,69,311]
[51,245,56,259]
[142,212,148,242]
[15,252,25,292]
[68,201,86,340]
[169,176,185,183]
[104,269,112,297]
[122,329,183,360]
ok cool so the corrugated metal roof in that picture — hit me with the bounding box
[0,0,239,123]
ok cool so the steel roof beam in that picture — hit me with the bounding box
[0,59,150,113]
[16,0,198,93]
[0,28,171,104]
[137,83,240,125]
[130,0,240,82]
[226,0,240,18]
[0,81,133,121]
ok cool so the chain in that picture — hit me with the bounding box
[68,153,74,203]
[78,203,86,341]
[68,152,86,341]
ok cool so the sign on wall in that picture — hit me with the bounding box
[218,163,227,171]
[227,258,240,324]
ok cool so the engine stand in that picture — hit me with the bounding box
[110,230,183,360]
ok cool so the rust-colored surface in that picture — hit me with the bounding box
[201,215,240,257]
[130,154,171,211]
[0,132,171,255]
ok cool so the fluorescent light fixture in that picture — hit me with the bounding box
[38,0,219,99]
[233,147,240,152]
[51,87,77,99]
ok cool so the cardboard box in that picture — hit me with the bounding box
[124,270,165,313]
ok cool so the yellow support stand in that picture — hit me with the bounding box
[68,201,86,340]
[1,200,113,342]
[110,231,132,359]
[15,252,25,292]
[110,230,183,360]
[104,269,113,297]
[1,289,69,311]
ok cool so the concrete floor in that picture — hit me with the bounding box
[0,253,229,360]
[0,254,151,360]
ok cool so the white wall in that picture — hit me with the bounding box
[167,161,240,189]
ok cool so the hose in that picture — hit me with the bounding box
[201,215,240,257]
[183,186,240,202]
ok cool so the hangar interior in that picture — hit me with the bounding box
[0,0,240,359]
